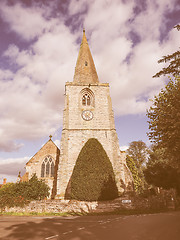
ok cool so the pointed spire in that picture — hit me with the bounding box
[73,29,99,84]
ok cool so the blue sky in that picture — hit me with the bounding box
[0,0,179,183]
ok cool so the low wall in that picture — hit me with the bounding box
[4,195,176,213]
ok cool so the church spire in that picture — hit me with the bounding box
[73,29,99,84]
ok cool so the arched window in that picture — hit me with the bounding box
[82,94,91,106]
[41,156,55,178]
[80,88,95,107]
[51,162,55,177]
[46,162,50,176]
[41,162,45,178]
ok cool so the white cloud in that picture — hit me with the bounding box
[0,68,14,80]
[0,157,29,178]
[120,145,129,151]
[0,1,58,41]
[0,156,29,165]
[0,2,79,152]
[76,0,179,115]
[0,0,179,152]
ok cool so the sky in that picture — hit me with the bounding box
[0,0,179,183]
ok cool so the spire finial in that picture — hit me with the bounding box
[49,135,52,140]
[83,28,85,33]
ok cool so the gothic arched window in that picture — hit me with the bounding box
[80,88,95,107]
[82,94,91,106]
[41,156,55,178]
[51,162,55,177]
[41,162,45,178]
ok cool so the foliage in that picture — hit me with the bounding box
[127,140,149,170]
[126,155,144,194]
[0,174,50,211]
[0,183,27,210]
[144,145,180,195]
[65,138,118,201]
[144,162,179,190]
[153,25,180,78]
[22,174,50,200]
[147,77,180,166]
[127,140,149,194]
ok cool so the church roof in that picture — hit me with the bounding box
[26,137,60,166]
[73,29,99,84]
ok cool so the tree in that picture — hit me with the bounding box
[127,140,149,170]
[144,146,180,195]
[126,155,143,194]
[127,140,149,192]
[153,25,180,78]
[147,76,180,166]
[144,162,180,192]
[65,138,118,201]
[127,140,149,193]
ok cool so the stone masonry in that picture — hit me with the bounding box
[56,30,133,198]
[25,138,60,197]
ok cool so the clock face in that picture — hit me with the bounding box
[82,110,93,121]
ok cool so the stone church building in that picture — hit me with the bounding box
[24,30,133,199]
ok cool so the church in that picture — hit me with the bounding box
[24,30,133,199]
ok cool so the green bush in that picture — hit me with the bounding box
[0,174,50,211]
[0,183,27,210]
[66,138,118,201]
[126,155,144,194]
[22,174,50,200]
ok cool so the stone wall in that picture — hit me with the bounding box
[4,196,175,214]
[56,83,133,198]
[25,139,60,197]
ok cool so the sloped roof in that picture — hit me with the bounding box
[73,29,99,84]
[26,139,60,166]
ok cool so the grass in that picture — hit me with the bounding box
[0,207,177,217]
[0,211,75,217]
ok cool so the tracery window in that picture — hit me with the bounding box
[41,156,55,178]
[80,88,95,107]
[82,94,91,106]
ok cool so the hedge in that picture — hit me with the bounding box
[65,138,118,201]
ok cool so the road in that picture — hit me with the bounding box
[0,211,180,240]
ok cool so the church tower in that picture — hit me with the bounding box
[56,30,132,198]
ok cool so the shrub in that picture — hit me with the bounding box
[0,174,49,211]
[22,174,50,200]
[126,155,144,194]
[66,138,118,201]
[0,183,27,211]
